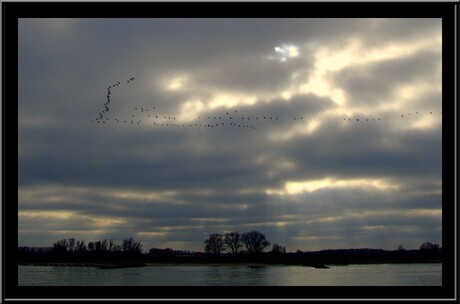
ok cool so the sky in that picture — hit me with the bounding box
[18,18,442,252]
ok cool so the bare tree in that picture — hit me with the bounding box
[67,238,76,252]
[122,238,143,254]
[419,242,440,250]
[108,239,114,252]
[95,240,102,252]
[241,230,270,255]
[271,243,286,254]
[101,239,109,252]
[76,240,86,252]
[204,233,224,255]
[52,239,68,254]
[223,232,243,255]
[88,241,95,252]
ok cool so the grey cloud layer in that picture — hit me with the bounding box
[18,18,442,251]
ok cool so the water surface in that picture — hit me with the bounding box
[18,263,441,286]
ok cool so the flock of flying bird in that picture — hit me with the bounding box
[92,77,442,130]
[94,77,136,124]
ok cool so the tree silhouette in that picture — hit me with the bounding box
[67,238,76,252]
[223,232,243,255]
[122,238,143,255]
[95,240,102,252]
[204,233,224,255]
[52,239,68,255]
[101,239,109,252]
[271,243,286,254]
[241,230,270,255]
[419,242,440,250]
[87,241,95,252]
[108,239,115,252]
[76,240,86,252]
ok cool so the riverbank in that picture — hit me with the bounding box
[18,260,441,269]
[18,248,442,269]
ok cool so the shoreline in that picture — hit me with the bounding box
[18,260,442,269]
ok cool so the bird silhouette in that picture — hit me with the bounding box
[94,83,438,131]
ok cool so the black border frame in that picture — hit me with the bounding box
[2,1,457,301]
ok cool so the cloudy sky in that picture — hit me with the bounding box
[18,18,442,252]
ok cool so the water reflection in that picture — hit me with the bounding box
[203,264,268,286]
[18,263,441,286]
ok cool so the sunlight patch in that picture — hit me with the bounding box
[299,71,346,106]
[177,99,205,122]
[241,221,292,228]
[167,77,186,90]
[136,231,169,237]
[268,44,300,62]
[19,210,128,228]
[363,225,418,232]
[90,217,127,228]
[162,74,190,91]
[298,34,441,109]
[266,177,400,195]
[376,82,441,131]
[190,218,230,223]
[110,189,181,204]
[18,210,75,220]
[208,93,257,109]
[282,91,293,100]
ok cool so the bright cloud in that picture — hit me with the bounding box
[267,177,400,196]
[269,44,300,62]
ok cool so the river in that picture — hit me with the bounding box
[18,263,441,286]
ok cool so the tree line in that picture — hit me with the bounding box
[53,237,143,255]
[19,237,143,259]
[18,233,441,266]
[204,230,285,255]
